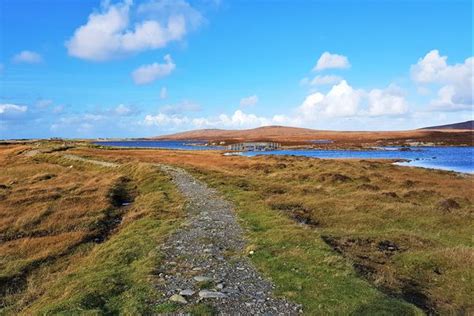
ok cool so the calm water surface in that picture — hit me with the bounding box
[95,140,223,150]
[95,141,473,173]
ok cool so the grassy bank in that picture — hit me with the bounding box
[0,145,184,314]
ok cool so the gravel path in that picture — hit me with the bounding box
[155,164,301,315]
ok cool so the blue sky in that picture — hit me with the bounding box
[0,0,472,139]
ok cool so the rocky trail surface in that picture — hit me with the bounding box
[155,165,301,314]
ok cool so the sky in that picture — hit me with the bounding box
[0,0,472,139]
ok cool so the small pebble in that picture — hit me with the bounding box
[179,289,195,296]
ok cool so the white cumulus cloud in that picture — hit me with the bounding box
[430,85,472,112]
[66,0,200,61]
[239,95,259,107]
[299,80,361,118]
[142,109,294,130]
[367,85,408,116]
[314,52,350,71]
[132,54,175,84]
[298,81,409,120]
[411,50,473,111]
[213,110,270,128]
[12,50,42,63]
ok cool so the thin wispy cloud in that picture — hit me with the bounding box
[132,54,176,85]
[12,50,43,64]
[0,103,27,115]
[313,52,350,71]
[240,95,259,107]
[160,100,201,114]
[160,87,168,99]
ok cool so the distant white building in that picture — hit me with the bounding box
[227,142,280,151]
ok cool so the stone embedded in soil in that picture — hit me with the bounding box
[169,294,187,304]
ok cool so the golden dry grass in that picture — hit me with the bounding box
[0,146,122,282]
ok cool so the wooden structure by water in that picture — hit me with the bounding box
[227,142,280,151]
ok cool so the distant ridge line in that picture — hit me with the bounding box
[420,120,473,130]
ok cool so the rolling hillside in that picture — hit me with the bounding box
[152,125,473,146]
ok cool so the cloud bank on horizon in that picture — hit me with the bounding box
[0,0,472,138]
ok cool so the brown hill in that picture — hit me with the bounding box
[152,125,473,147]
[420,120,473,130]
[154,126,321,141]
